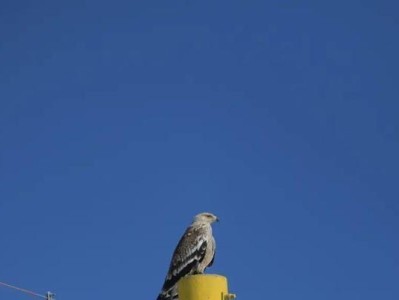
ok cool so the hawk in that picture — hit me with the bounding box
[156,212,219,300]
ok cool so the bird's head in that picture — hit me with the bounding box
[193,212,219,224]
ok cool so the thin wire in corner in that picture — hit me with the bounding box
[0,280,47,299]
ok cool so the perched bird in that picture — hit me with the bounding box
[157,212,219,300]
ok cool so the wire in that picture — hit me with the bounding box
[0,280,46,299]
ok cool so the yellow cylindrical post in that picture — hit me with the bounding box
[178,274,235,300]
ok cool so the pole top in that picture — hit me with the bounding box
[178,274,236,300]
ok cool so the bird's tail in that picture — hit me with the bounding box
[157,290,178,300]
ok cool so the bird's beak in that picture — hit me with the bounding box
[216,217,220,223]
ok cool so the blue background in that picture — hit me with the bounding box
[1,1,398,300]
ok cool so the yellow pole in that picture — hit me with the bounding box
[178,274,236,300]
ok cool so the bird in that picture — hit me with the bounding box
[156,212,219,300]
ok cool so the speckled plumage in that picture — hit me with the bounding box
[156,212,218,300]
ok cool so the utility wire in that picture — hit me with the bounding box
[0,280,47,299]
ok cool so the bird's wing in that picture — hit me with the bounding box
[161,224,209,293]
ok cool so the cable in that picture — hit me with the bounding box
[0,280,46,299]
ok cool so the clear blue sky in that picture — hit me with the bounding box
[1,1,398,300]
